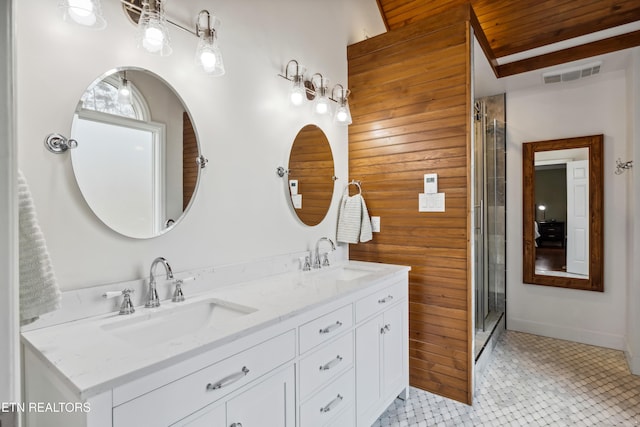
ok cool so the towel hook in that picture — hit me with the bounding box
[346,179,362,195]
[44,133,78,154]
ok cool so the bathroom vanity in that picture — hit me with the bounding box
[22,261,409,427]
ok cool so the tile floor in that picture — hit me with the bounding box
[373,331,640,426]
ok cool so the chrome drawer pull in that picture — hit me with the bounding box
[320,394,343,413]
[380,324,391,334]
[378,295,394,304]
[319,321,343,335]
[319,355,343,371]
[206,366,250,391]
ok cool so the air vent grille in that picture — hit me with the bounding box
[543,61,602,84]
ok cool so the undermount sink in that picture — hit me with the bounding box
[101,298,258,346]
[316,264,383,282]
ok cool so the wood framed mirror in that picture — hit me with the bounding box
[523,134,603,291]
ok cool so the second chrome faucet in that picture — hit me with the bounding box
[146,257,174,308]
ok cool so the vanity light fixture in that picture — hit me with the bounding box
[282,60,307,107]
[137,0,172,56]
[59,0,106,29]
[538,204,546,221]
[278,59,352,125]
[312,74,331,116]
[332,84,352,126]
[117,71,132,105]
[195,10,225,76]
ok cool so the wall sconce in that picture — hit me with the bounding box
[195,10,225,76]
[59,0,106,29]
[137,0,172,56]
[60,0,225,75]
[312,74,331,116]
[331,84,352,126]
[117,71,132,105]
[278,59,352,125]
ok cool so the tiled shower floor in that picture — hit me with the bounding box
[373,331,640,426]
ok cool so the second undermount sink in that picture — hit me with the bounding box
[316,263,384,282]
[101,298,258,346]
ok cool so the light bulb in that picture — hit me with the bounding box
[290,90,304,106]
[200,49,217,71]
[336,109,348,122]
[143,25,165,53]
[314,97,330,115]
[67,0,97,26]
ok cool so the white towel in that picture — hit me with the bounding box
[18,170,61,325]
[337,194,373,244]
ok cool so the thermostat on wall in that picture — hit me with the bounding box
[424,173,438,194]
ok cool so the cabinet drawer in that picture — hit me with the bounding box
[113,329,295,427]
[299,304,353,354]
[355,281,407,323]
[300,368,355,427]
[299,332,353,399]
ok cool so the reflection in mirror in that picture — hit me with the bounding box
[71,68,200,239]
[287,125,335,226]
[523,135,603,291]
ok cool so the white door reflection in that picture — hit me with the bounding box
[71,111,165,237]
[534,147,589,278]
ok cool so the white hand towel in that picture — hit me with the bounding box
[337,194,373,244]
[18,170,61,325]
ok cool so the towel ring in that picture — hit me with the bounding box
[345,180,362,195]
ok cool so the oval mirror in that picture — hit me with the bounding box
[70,68,201,238]
[287,125,335,226]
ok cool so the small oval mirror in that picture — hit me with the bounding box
[70,68,201,238]
[287,125,335,226]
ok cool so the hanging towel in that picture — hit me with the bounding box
[337,194,373,244]
[18,170,61,325]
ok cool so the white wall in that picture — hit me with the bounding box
[626,48,640,373]
[0,0,18,404]
[15,0,385,290]
[506,69,629,350]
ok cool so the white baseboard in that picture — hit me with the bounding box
[625,342,640,375]
[508,317,625,350]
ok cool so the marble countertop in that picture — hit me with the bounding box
[21,261,409,400]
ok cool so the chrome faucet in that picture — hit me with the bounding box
[146,257,173,308]
[313,237,336,269]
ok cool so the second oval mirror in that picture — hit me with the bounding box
[287,125,335,226]
[70,68,202,239]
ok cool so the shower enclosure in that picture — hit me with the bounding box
[473,94,506,362]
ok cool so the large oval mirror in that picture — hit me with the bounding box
[523,134,603,291]
[70,68,201,239]
[287,125,335,226]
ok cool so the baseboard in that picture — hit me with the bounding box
[625,341,640,375]
[508,317,625,350]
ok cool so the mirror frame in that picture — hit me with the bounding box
[523,134,604,292]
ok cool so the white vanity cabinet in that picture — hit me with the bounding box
[355,281,409,427]
[22,262,409,427]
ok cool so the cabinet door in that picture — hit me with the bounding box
[226,366,295,427]
[355,314,382,422]
[382,303,405,395]
[173,403,225,427]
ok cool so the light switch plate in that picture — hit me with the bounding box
[371,216,381,232]
[419,192,445,212]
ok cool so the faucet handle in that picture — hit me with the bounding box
[172,277,195,302]
[322,253,331,267]
[302,254,312,271]
[102,289,135,315]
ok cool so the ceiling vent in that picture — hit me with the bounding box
[542,61,602,84]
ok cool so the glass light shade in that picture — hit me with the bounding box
[334,100,352,125]
[137,2,172,56]
[59,0,106,29]
[196,38,225,75]
[289,77,306,107]
[117,79,132,105]
[314,95,331,115]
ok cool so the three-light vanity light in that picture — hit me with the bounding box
[58,0,225,75]
[279,60,353,126]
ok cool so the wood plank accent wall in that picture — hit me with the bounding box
[347,5,474,404]
[182,112,198,210]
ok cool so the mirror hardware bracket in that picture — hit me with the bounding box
[196,155,209,169]
[276,166,290,177]
[44,133,78,154]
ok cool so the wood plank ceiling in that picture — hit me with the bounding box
[376,0,640,77]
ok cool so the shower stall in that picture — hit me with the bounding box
[473,94,506,368]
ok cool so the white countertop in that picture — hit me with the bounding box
[21,261,409,400]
